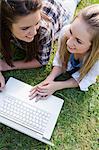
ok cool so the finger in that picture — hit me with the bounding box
[36,91,48,97]
[29,91,38,100]
[35,95,42,102]
[0,87,4,91]
[37,87,48,93]
[36,82,49,90]
[29,85,38,92]
[30,81,49,92]
[0,87,3,91]
[29,88,37,97]
[0,81,5,90]
[29,82,44,92]
[35,95,48,102]
[37,85,48,91]
[40,95,49,100]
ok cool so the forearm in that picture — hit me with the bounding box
[1,59,42,71]
[46,66,63,81]
[33,78,79,98]
[13,59,42,69]
[54,78,79,91]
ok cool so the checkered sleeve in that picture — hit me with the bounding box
[37,27,53,65]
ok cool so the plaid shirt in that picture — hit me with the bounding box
[11,0,73,65]
[37,0,72,65]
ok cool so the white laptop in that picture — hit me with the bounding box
[0,77,64,146]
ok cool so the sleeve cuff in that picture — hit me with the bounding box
[72,71,97,91]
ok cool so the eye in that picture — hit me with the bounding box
[76,38,82,44]
[70,29,72,35]
[36,22,39,26]
[36,21,41,26]
[21,27,29,31]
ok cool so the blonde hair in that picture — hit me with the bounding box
[59,4,99,81]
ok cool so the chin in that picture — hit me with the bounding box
[23,38,34,43]
[67,47,75,54]
[26,39,34,43]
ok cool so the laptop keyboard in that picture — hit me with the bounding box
[0,94,51,134]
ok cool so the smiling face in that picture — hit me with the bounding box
[11,10,41,42]
[66,17,92,55]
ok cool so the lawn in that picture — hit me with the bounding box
[0,0,99,150]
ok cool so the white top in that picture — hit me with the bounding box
[53,25,99,91]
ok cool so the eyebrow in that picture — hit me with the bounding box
[20,20,41,29]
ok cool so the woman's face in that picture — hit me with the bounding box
[11,10,41,42]
[66,17,92,55]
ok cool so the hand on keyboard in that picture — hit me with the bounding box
[29,92,48,102]
[29,81,57,101]
[29,80,50,101]
[29,87,48,102]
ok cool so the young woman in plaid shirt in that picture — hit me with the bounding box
[0,0,80,90]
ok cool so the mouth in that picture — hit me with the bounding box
[67,45,75,51]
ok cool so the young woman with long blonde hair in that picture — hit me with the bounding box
[30,4,99,100]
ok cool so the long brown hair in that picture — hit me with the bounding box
[0,0,42,66]
[59,4,99,81]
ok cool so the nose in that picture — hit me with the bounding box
[33,27,37,36]
[29,26,37,36]
[67,37,75,48]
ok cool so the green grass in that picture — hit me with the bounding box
[0,0,99,150]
